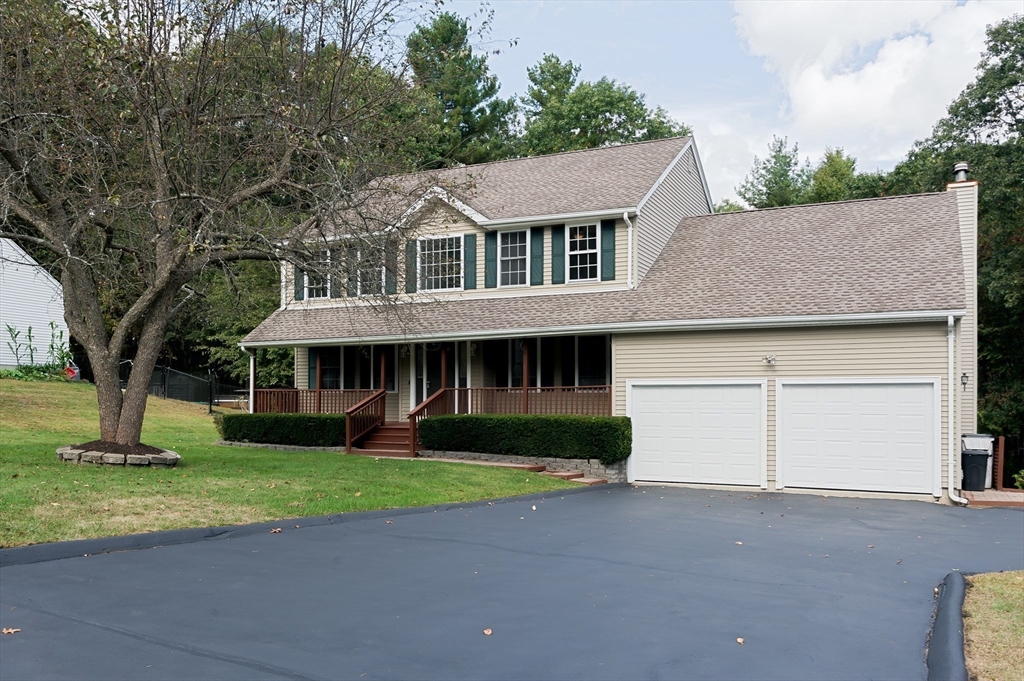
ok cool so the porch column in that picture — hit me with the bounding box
[315,350,322,413]
[441,346,448,389]
[379,349,387,392]
[408,344,416,412]
[248,350,255,414]
[522,340,529,414]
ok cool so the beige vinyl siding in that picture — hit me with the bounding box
[295,347,308,389]
[952,183,978,435]
[634,145,710,284]
[613,322,951,491]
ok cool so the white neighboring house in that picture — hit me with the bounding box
[0,238,69,369]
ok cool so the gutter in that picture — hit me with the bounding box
[477,207,636,230]
[239,309,968,349]
[947,315,968,505]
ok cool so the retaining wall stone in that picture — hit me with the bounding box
[418,450,627,482]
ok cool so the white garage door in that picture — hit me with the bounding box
[779,381,937,494]
[630,383,764,486]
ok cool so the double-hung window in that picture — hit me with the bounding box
[305,250,330,299]
[350,243,385,295]
[568,224,598,281]
[499,230,528,286]
[420,236,462,290]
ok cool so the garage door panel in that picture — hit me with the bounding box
[631,383,763,486]
[781,382,935,494]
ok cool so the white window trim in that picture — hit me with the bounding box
[498,229,530,288]
[305,249,331,299]
[417,234,465,292]
[352,244,387,297]
[565,222,601,284]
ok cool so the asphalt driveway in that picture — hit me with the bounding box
[1,485,1022,681]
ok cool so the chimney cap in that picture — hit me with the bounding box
[953,161,969,182]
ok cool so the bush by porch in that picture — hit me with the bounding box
[217,413,348,448]
[417,414,632,465]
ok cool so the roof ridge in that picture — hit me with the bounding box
[399,135,693,180]
[711,191,949,217]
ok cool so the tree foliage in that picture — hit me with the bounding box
[736,136,811,208]
[406,12,517,166]
[520,54,689,155]
[0,0,442,444]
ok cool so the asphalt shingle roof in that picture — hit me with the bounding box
[243,191,966,345]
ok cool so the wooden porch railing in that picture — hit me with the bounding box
[253,388,376,414]
[447,386,612,416]
[407,388,452,457]
[345,389,387,453]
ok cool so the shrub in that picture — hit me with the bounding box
[219,413,347,447]
[1014,469,1024,491]
[418,414,632,465]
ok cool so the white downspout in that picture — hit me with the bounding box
[948,316,967,505]
[623,211,634,289]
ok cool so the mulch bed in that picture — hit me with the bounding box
[72,440,166,456]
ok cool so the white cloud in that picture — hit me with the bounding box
[705,0,1020,202]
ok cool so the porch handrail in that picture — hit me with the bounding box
[407,388,452,457]
[447,385,612,416]
[254,388,376,414]
[344,389,387,453]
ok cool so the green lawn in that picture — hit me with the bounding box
[0,379,573,547]
[964,570,1024,681]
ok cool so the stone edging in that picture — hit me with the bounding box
[56,445,180,468]
[0,483,626,567]
[418,450,627,482]
[926,571,969,681]
[217,440,348,452]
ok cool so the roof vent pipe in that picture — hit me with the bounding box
[953,162,969,183]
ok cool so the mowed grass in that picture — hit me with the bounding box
[0,379,573,547]
[964,570,1024,681]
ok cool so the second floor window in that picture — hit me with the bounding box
[500,230,528,286]
[420,236,462,290]
[350,244,385,296]
[306,251,330,298]
[568,224,598,281]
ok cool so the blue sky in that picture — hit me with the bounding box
[446,0,1021,203]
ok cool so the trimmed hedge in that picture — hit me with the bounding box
[218,413,347,447]
[417,414,631,465]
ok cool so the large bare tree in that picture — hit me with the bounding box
[0,0,440,445]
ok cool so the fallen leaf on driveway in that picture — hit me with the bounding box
[531,505,536,511]
[735,542,743,545]
[736,637,744,645]
[2,628,21,635]
[483,629,492,636]
[867,545,875,548]
[385,519,393,524]
[896,559,902,564]
[270,528,282,534]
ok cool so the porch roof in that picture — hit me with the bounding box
[243,191,966,346]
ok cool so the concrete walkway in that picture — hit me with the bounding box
[1,486,1021,680]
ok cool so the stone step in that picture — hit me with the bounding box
[573,477,608,486]
[544,470,584,480]
[415,458,547,472]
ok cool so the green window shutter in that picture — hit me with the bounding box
[530,227,544,286]
[484,231,497,288]
[463,234,477,289]
[405,240,417,293]
[385,248,397,295]
[600,219,616,281]
[345,247,357,296]
[307,348,317,389]
[293,264,305,301]
[550,225,565,284]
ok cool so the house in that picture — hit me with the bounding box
[0,238,69,369]
[241,137,978,503]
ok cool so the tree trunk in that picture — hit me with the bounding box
[114,286,177,446]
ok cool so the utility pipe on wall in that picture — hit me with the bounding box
[623,211,634,289]
[247,348,255,414]
[948,315,967,505]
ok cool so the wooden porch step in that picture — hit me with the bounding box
[544,470,584,480]
[363,432,411,443]
[362,439,412,451]
[349,448,417,458]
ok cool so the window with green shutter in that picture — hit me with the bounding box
[550,225,565,284]
[600,219,616,281]
[484,231,497,288]
[530,227,544,286]
[464,234,477,289]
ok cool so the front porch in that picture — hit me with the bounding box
[248,335,613,454]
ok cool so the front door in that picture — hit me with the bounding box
[415,343,463,404]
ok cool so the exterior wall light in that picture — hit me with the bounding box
[961,373,969,392]
[761,355,776,365]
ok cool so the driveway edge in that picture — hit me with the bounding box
[1,483,625,567]
[927,571,969,681]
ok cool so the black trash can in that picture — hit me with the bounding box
[962,449,990,491]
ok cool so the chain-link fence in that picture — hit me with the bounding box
[119,363,246,411]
